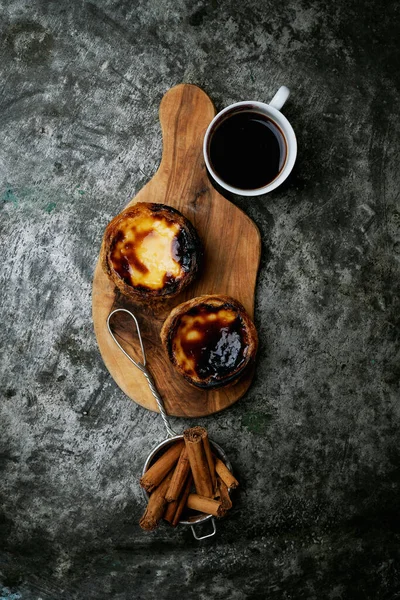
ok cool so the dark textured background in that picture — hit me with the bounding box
[1,0,400,598]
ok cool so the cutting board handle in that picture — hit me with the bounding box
[156,84,216,197]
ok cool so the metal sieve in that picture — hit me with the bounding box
[107,308,233,540]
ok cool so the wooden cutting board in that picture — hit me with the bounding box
[92,84,261,417]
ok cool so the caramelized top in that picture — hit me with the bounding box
[109,214,185,290]
[171,304,248,381]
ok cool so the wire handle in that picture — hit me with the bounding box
[106,308,177,438]
[191,518,217,540]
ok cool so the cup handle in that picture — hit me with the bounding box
[269,86,290,111]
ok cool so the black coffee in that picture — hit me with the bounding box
[208,110,286,190]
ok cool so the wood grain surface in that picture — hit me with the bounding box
[92,83,261,417]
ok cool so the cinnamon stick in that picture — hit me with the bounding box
[184,427,213,497]
[172,474,193,527]
[140,440,184,493]
[187,493,226,518]
[164,474,193,527]
[214,457,239,489]
[164,497,179,524]
[198,427,216,494]
[139,471,173,531]
[165,447,191,502]
[216,477,232,510]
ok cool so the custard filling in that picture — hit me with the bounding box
[110,215,184,289]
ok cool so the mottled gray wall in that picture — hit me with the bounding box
[1,0,400,598]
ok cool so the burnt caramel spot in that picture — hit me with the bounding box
[173,305,248,381]
[172,228,195,273]
[120,241,149,277]
[171,234,182,264]
[163,272,178,287]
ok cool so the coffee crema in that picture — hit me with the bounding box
[208,110,287,190]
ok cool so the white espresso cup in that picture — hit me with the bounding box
[203,86,297,196]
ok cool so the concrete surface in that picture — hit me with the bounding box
[1,0,400,598]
